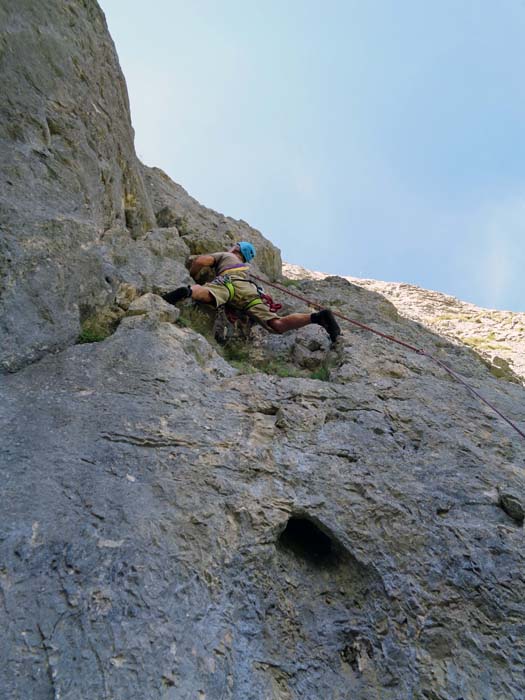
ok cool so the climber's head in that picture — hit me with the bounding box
[236,241,256,263]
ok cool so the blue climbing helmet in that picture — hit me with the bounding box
[237,241,256,263]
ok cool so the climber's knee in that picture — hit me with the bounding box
[267,318,285,334]
[191,285,214,304]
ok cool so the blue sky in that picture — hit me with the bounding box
[100,0,525,311]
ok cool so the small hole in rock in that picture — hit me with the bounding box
[278,516,337,565]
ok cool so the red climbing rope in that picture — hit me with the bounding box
[251,274,525,441]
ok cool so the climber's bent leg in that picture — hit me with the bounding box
[162,284,216,305]
[267,313,312,334]
[190,284,215,304]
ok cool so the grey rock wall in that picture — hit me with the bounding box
[1,279,525,699]
[284,263,525,385]
[0,0,157,371]
[2,2,525,700]
[0,0,280,373]
[142,165,282,281]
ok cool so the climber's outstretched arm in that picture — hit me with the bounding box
[189,254,215,279]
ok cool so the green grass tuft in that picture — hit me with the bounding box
[77,307,123,344]
[77,320,112,344]
[257,359,304,378]
[280,277,301,288]
[228,359,257,375]
[175,215,192,236]
[310,366,330,381]
[223,344,251,363]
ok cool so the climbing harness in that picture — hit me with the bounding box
[242,292,282,313]
[245,277,283,313]
[250,273,525,442]
[213,274,236,302]
[213,270,283,315]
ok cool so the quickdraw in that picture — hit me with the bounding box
[260,293,282,313]
[213,274,235,302]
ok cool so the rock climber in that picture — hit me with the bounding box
[162,241,341,342]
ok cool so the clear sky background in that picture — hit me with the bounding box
[100,0,524,311]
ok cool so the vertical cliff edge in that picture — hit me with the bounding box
[0,0,279,373]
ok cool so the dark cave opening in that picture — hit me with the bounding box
[278,516,337,565]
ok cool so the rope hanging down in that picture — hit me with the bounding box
[251,274,525,442]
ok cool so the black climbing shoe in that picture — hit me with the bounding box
[311,309,341,343]
[162,286,192,304]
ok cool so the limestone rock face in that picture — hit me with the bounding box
[2,280,525,699]
[0,0,156,371]
[0,1,280,374]
[284,263,525,384]
[142,165,282,281]
[2,3,525,700]
[126,293,180,323]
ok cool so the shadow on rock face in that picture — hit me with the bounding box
[224,512,407,697]
[278,516,338,567]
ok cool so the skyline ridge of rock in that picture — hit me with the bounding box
[284,263,525,385]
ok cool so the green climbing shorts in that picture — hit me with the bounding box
[205,278,280,331]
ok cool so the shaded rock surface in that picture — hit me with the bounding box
[2,3,525,700]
